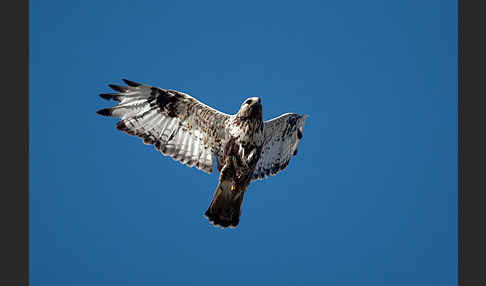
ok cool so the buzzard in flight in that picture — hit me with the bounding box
[97,79,307,228]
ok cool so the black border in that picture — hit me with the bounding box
[1,0,28,285]
[457,0,463,285]
[462,0,486,284]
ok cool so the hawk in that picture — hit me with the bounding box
[97,79,308,228]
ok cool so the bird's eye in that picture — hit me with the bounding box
[245,99,252,105]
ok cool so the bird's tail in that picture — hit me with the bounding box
[204,166,247,228]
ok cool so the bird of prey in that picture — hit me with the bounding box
[97,79,308,228]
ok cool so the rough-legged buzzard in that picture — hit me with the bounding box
[97,79,307,228]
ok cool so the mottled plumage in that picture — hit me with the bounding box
[97,79,307,228]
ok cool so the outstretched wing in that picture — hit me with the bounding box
[252,113,308,180]
[97,79,231,173]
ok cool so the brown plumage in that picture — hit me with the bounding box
[97,79,307,229]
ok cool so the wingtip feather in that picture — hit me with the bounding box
[122,79,142,87]
[99,93,121,101]
[99,93,112,100]
[96,108,113,116]
[297,128,303,139]
[108,84,128,93]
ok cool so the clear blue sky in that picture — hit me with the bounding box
[30,1,457,285]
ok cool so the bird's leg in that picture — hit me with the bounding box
[221,160,238,192]
[229,147,240,192]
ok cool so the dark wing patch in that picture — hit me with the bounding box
[97,79,231,173]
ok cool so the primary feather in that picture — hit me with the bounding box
[97,79,230,173]
[97,79,308,228]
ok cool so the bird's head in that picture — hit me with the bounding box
[237,97,262,119]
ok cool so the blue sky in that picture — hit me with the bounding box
[30,1,457,285]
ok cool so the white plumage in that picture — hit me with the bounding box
[97,79,308,228]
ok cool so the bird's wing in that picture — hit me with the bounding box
[252,113,308,180]
[97,79,231,173]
